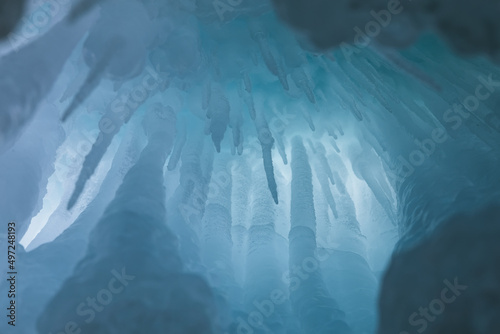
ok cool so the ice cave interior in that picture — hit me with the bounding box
[1,0,500,333]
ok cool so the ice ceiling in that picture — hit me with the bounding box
[1,0,500,333]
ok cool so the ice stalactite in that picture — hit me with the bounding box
[333,44,500,332]
[243,161,293,334]
[254,111,279,204]
[275,131,288,165]
[0,106,65,334]
[206,85,230,152]
[202,80,212,111]
[345,51,500,246]
[319,155,379,334]
[230,156,250,288]
[201,153,239,305]
[0,105,64,247]
[373,46,441,92]
[312,143,338,218]
[291,67,316,104]
[239,83,257,120]
[167,114,187,170]
[38,104,219,334]
[167,130,213,272]
[356,191,398,278]
[61,37,125,122]
[0,13,95,152]
[289,136,351,334]
[347,144,397,225]
[1,118,142,334]
[62,0,155,121]
[28,118,143,250]
[249,20,289,91]
[323,61,364,122]
[230,93,244,155]
[316,143,335,185]
[300,104,316,131]
[66,114,125,210]
[66,68,165,209]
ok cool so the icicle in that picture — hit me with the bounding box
[318,151,378,334]
[289,136,351,334]
[39,104,219,334]
[202,80,211,110]
[276,133,288,165]
[316,143,335,185]
[336,123,345,136]
[290,136,316,230]
[206,86,230,152]
[64,0,157,121]
[326,125,338,140]
[0,13,95,152]
[66,116,120,210]
[243,161,293,333]
[201,153,239,303]
[349,147,397,224]
[167,114,187,171]
[204,117,211,135]
[254,112,279,204]
[167,132,212,272]
[300,106,316,131]
[62,37,124,122]
[242,71,252,93]
[59,65,88,103]
[249,22,289,91]
[315,168,339,219]
[350,98,364,121]
[239,85,256,120]
[0,104,64,266]
[82,0,153,79]
[292,67,316,104]
[66,82,162,209]
[230,156,250,288]
[276,57,290,91]
[375,46,442,91]
[331,166,363,236]
[231,116,242,153]
[13,120,141,333]
[330,138,341,153]
[30,119,141,250]
[250,28,278,76]
[230,91,244,153]
[307,139,317,154]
